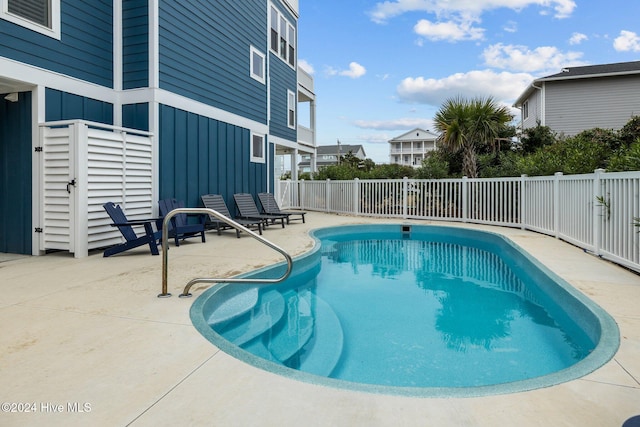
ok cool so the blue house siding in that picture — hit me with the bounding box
[269,57,297,141]
[159,105,268,213]
[0,92,32,254]
[0,0,113,87]
[45,89,114,123]
[123,0,149,89]
[158,0,268,124]
[122,103,149,131]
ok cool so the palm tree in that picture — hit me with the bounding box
[434,96,512,178]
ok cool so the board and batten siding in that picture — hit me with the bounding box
[0,0,113,87]
[158,105,268,212]
[158,1,268,124]
[122,103,149,131]
[545,75,640,136]
[0,92,32,254]
[45,89,113,124]
[123,0,149,89]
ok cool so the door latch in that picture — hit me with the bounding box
[66,179,76,194]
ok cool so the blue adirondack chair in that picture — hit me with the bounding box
[158,198,206,246]
[103,202,162,257]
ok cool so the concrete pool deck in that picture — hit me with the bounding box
[0,213,639,426]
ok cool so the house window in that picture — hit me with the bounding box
[251,133,265,163]
[2,0,60,38]
[287,90,296,129]
[287,24,295,67]
[269,3,295,68]
[523,100,529,120]
[250,46,265,84]
[270,6,278,52]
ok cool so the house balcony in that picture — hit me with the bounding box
[297,125,314,147]
[297,67,314,100]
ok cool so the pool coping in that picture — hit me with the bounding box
[190,223,621,398]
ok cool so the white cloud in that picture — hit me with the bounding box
[414,19,484,42]
[353,118,436,131]
[326,62,367,79]
[569,32,588,45]
[396,69,533,107]
[482,43,586,73]
[503,21,518,33]
[368,0,576,24]
[614,30,640,52]
[298,59,315,75]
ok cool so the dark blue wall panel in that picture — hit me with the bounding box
[122,103,149,131]
[269,56,297,141]
[0,92,32,254]
[123,0,149,89]
[0,0,113,87]
[45,88,113,123]
[159,104,267,213]
[158,0,268,124]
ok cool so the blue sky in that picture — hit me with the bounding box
[297,0,640,163]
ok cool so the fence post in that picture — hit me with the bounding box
[299,179,305,210]
[353,178,359,215]
[553,172,562,238]
[402,176,408,219]
[325,179,330,213]
[593,168,605,257]
[462,176,468,222]
[519,174,527,229]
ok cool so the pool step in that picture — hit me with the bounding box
[206,285,259,326]
[221,290,286,346]
[296,295,344,377]
[242,338,279,362]
[268,290,315,362]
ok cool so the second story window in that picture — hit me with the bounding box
[287,90,296,129]
[270,4,295,68]
[2,0,60,38]
[523,100,529,120]
[250,46,265,84]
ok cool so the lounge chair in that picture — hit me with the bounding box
[158,198,206,246]
[258,192,306,224]
[233,193,287,228]
[102,202,162,257]
[200,194,262,238]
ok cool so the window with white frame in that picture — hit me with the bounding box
[522,100,529,120]
[269,4,295,67]
[250,45,265,84]
[1,0,60,38]
[251,133,265,163]
[287,90,296,129]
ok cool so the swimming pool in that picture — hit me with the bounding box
[190,224,620,397]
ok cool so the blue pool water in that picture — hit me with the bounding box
[190,225,619,397]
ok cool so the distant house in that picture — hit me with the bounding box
[389,128,439,167]
[298,144,366,173]
[514,61,640,136]
[0,0,314,257]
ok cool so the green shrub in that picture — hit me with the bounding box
[415,152,450,179]
[618,116,640,147]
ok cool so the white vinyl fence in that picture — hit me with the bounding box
[276,170,640,273]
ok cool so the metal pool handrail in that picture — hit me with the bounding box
[158,207,293,298]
